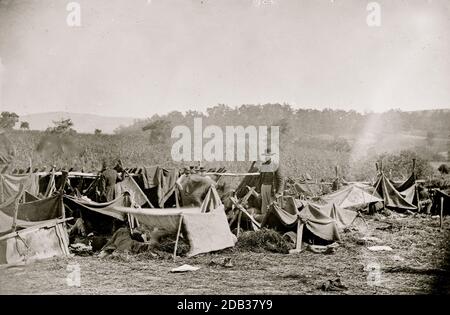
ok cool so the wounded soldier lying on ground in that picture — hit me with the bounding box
[98,226,174,258]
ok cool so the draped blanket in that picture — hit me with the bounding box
[320,184,383,209]
[392,174,417,205]
[137,166,178,207]
[0,174,40,203]
[63,195,128,221]
[265,202,340,242]
[115,176,149,207]
[375,174,417,211]
[318,203,357,231]
[0,190,63,233]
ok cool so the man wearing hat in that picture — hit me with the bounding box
[259,147,284,215]
[99,159,122,202]
[198,166,212,180]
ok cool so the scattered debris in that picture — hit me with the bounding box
[170,264,200,273]
[209,257,234,268]
[367,245,393,252]
[307,243,339,254]
[320,278,347,291]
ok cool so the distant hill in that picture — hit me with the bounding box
[18,112,137,134]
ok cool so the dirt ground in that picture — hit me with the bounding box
[1,215,449,295]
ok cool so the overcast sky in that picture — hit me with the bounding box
[0,0,449,118]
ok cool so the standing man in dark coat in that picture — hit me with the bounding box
[99,160,121,202]
[259,148,284,215]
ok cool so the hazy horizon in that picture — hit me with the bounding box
[1,0,449,118]
[12,105,450,120]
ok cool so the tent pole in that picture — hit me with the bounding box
[296,221,303,251]
[412,159,421,212]
[175,186,180,208]
[173,216,183,262]
[12,199,19,232]
[237,212,242,237]
[289,220,304,254]
[12,188,24,232]
[440,197,444,229]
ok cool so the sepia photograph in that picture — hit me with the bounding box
[0,0,449,301]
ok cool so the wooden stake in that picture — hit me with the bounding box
[296,221,303,250]
[12,199,19,232]
[289,220,304,254]
[173,216,183,261]
[411,158,421,212]
[175,186,180,208]
[237,212,242,237]
[440,197,444,229]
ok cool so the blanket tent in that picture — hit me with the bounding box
[374,173,418,212]
[0,184,70,265]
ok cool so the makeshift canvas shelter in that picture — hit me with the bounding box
[82,166,179,208]
[318,203,358,231]
[320,184,383,209]
[65,185,235,258]
[0,218,70,265]
[130,166,179,208]
[392,173,418,206]
[63,194,130,235]
[262,198,341,249]
[115,175,151,207]
[114,204,235,257]
[0,186,70,265]
[374,173,418,212]
[0,186,65,235]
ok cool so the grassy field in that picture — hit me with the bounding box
[1,215,449,295]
